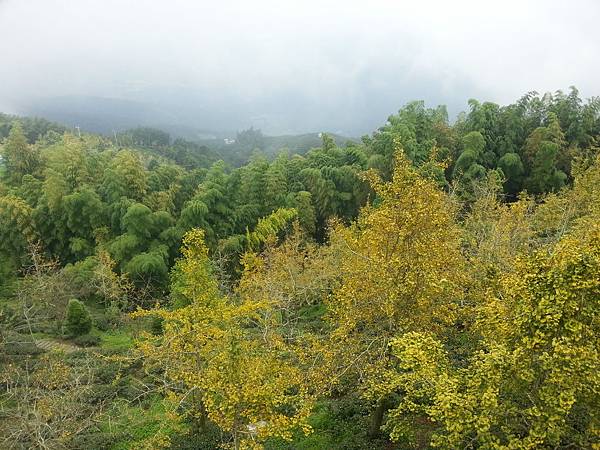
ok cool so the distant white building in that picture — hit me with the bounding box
[224,138,236,145]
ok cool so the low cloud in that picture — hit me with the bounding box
[1,0,598,135]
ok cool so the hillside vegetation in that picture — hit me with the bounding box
[1,87,599,449]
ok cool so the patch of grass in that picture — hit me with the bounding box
[91,329,133,351]
[101,330,133,351]
[99,396,184,449]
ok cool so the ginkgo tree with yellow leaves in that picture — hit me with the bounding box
[134,228,314,449]
[376,221,600,449]
[368,157,600,448]
[323,149,469,436]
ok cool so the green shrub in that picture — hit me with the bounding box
[3,340,44,356]
[87,384,120,404]
[70,431,124,449]
[150,315,163,335]
[95,362,121,383]
[105,302,122,325]
[73,333,101,347]
[169,423,222,450]
[116,376,142,400]
[94,315,111,331]
[65,298,92,336]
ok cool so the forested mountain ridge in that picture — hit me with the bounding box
[1,87,599,449]
[0,112,356,168]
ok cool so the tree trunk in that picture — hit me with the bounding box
[368,397,386,438]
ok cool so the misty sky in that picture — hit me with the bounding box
[1,0,599,136]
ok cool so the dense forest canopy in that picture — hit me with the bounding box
[1,87,599,449]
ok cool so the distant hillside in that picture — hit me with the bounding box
[16,95,181,135]
[0,110,356,168]
[197,129,358,166]
[0,112,67,142]
[2,104,357,167]
[253,132,357,154]
[14,96,357,152]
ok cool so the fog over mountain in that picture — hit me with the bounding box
[1,0,599,137]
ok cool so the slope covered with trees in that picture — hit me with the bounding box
[1,87,599,449]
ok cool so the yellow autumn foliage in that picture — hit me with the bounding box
[380,218,600,448]
[134,229,314,449]
[323,150,467,396]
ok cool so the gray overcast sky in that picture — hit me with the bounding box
[0,0,599,135]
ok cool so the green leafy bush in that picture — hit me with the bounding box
[94,315,111,331]
[3,340,44,356]
[105,302,122,325]
[95,361,121,383]
[70,431,124,450]
[73,333,101,347]
[150,315,163,335]
[65,298,92,336]
[169,423,222,450]
[87,384,120,404]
